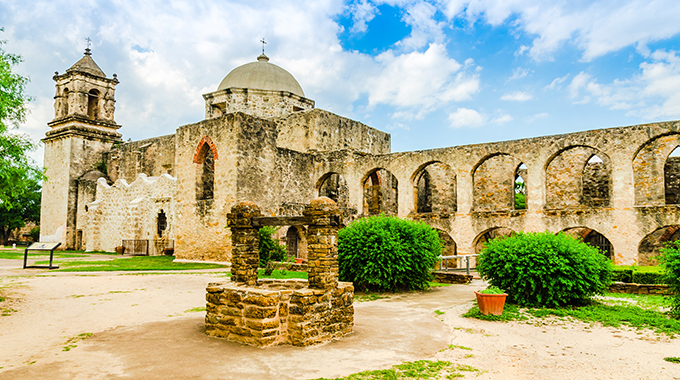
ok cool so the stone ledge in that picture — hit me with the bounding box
[608,282,672,295]
[432,271,473,284]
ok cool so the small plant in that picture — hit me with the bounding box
[62,332,93,351]
[338,215,441,292]
[477,231,612,307]
[664,357,680,363]
[660,241,680,317]
[434,309,445,315]
[478,286,505,294]
[258,226,286,268]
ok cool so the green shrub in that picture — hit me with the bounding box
[29,227,40,242]
[631,267,665,284]
[477,231,613,307]
[612,267,633,283]
[258,226,286,268]
[660,241,680,317]
[338,215,441,292]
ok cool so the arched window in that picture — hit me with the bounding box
[194,137,218,201]
[514,163,527,210]
[157,210,167,237]
[416,170,432,213]
[665,147,680,204]
[582,154,610,207]
[87,89,100,120]
[363,168,398,215]
[62,88,70,117]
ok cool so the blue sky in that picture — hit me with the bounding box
[2,0,680,164]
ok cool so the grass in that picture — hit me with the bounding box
[185,307,206,313]
[63,333,93,351]
[463,303,526,322]
[463,292,680,337]
[664,357,680,363]
[355,292,391,302]
[258,268,308,279]
[0,250,89,260]
[312,360,481,380]
[36,256,227,272]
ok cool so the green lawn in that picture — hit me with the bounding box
[0,250,89,260]
[34,255,227,272]
[464,292,680,337]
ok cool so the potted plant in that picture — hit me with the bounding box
[474,286,508,316]
[295,257,304,264]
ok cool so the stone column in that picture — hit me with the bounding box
[303,197,341,290]
[227,201,263,285]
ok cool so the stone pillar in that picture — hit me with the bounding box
[303,197,341,290]
[227,202,263,285]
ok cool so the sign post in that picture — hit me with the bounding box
[23,242,61,269]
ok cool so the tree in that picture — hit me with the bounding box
[0,28,42,244]
[0,169,40,245]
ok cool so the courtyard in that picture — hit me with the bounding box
[0,252,678,379]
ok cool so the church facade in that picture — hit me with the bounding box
[40,49,680,265]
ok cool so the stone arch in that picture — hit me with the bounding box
[362,168,398,215]
[473,153,525,211]
[412,161,456,214]
[285,225,308,260]
[633,133,680,205]
[514,163,527,210]
[316,172,349,208]
[435,229,457,267]
[545,145,611,209]
[87,89,100,120]
[638,225,680,266]
[561,227,614,260]
[194,136,218,201]
[473,227,514,254]
[665,147,680,205]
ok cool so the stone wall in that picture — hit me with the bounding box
[274,109,391,155]
[204,88,314,120]
[85,174,176,254]
[205,280,354,347]
[106,134,176,183]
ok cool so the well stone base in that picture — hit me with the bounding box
[205,279,354,347]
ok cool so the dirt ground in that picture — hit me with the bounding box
[1,256,680,379]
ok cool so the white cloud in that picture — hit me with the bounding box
[347,0,378,34]
[366,43,479,111]
[437,0,680,61]
[492,113,513,124]
[526,112,549,122]
[546,74,569,90]
[501,91,532,102]
[448,107,486,128]
[506,67,530,82]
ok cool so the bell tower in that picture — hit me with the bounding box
[40,47,122,248]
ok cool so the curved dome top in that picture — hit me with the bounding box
[217,54,305,97]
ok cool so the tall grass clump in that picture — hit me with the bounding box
[338,215,441,292]
[477,231,612,307]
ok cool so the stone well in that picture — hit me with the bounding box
[205,198,354,347]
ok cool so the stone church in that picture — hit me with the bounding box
[40,48,680,265]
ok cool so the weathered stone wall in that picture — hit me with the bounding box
[84,174,176,254]
[302,121,680,264]
[205,280,354,347]
[105,134,176,183]
[204,88,314,120]
[274,109,391,155]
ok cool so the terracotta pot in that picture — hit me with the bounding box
[295,258,304,264]
[115,246,126,255]
[474,291,508,316]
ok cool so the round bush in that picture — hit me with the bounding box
[477,231,612,307]
[338,215,442,292]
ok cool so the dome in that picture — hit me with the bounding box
[217,54,305,97]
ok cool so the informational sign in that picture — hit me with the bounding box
[23,242,61,270]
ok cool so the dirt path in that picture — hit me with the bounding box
[1,266,680,379]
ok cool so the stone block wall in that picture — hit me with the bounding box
[205,279,354,347]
